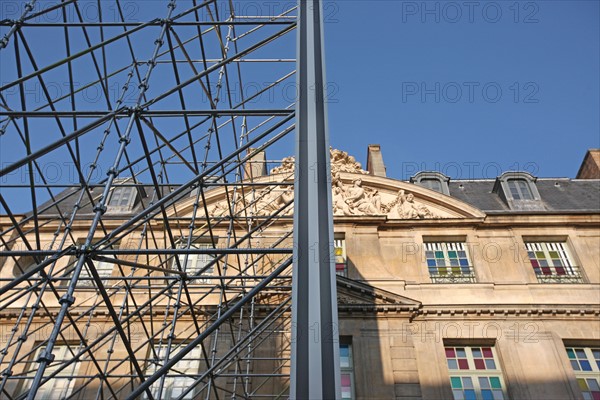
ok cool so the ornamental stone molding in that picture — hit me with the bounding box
[178,149,487,220]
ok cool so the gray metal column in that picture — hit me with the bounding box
[291,0,341,399]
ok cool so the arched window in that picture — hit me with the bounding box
[493,172,544,211]
[410,171,450,195]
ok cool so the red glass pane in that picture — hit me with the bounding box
[458,359,469,370]
[474,359,485,370]
[482,348,493,358]
[445,348,456,358]
[336,264,345,271]
[341,374,351,387]
[530,260,539,267]
[592,392,600,400]
[556,267,566,275]
[541,267,552,275]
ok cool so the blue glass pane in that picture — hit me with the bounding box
[465,390,477,400]
[482,390,494,400]
[427,259,437,267]
[456,349,466,358]
[587,379,600,391]
[460,258,469,266]
[448,359,458,369]
[339,345,349,357]
[580,360,592,371]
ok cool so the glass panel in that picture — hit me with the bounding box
[451,377,462,388]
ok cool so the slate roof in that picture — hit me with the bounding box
[449,178,600,213]
[23,177,600,218]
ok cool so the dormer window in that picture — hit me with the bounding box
[107,180,140,213]
[493,172,544,211]
[507,179,533,200]
[410,171,450,195]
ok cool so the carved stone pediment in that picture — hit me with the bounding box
[180,149,486,220]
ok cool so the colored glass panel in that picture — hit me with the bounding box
[451,377,462,388]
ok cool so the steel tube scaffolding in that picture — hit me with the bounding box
[0,0,315,398]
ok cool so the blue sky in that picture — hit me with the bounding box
[0,0,598,214]
[325,1,599,179]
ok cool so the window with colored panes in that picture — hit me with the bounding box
[525,242,582,283]
[445,346,506,400]
[566,347,600,400]
[340,342,354,399]
[334,239,347,277]
[425,242,475,283]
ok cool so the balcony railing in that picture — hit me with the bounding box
[430,271,477,284]
[535,267,584,283]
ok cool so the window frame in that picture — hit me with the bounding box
[506,178,533,200]
[106,182,139,213]
[22,344,81,400]
[493,171,543,210]
[334,236,348,277]
[173,238,216,284]
[564,345,600,400]
[410,171,451,195]
[423,240,476,283]
[524,240,583,283]
[444,344,508,400]
[144,343,202,400]
[339,338,355,400]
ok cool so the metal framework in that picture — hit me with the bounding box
[0,0,338,398]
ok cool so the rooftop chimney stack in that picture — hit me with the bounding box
[366,144,387,177]
[576,149,600,179]
[243,149,267,180]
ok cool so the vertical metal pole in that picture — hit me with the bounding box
[291,1,341,399]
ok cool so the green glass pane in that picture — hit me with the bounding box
[578,378,589,390]
[451,377,462,389]
[435,251,444,258]
[535,251,545,259]
[548,251,559,258]
[490,377,502,389]
[448,251,457,258]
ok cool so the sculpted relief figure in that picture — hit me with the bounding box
[212,150,443,219]
[391,190,436,219]
[254,186,294,216]
[343,179,381,215]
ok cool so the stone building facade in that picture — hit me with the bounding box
[0,147,598,400]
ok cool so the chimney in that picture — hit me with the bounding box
[243,148,267,180]
[366,144,386,177]
[576,149,600,179]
